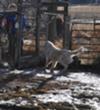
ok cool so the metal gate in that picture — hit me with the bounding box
[0,0,70,68]
[69,4,100,65]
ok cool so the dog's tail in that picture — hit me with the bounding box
[69,46,88,56]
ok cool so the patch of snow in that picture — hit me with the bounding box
[48,89,72,95]
[33,100,38,107]
[3,62,9,67]
[32,90,73,104]
[0,99,16,105]
[8,69,37,75]
[9,69,24,74]
[36,73,52,78]
[23,69,36,75]
[17,100,30,106]
[26,83,38,89]
[53,70,60,74]
[23,71,32,75]
[45,69,60,74]
[69,72,100,90]
[44,69,59,74]
[45,69,51,73]
[86,99,100,110]
[56,76,73,82]
[0,98,31,107]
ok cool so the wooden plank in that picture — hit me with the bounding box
[41,1,68,6]
[41,10,66,15]
[72,29,100,31]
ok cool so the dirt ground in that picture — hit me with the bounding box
[0,67,100,110]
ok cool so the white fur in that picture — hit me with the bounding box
[44,41,87,73]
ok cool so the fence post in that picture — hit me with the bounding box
[63,2,71,49]
[35,0,41,54]
[48,0,57,42]
[15,0,23,66]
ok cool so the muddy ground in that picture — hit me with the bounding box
[0,67,100,110]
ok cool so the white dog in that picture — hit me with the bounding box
[44,41,87,73]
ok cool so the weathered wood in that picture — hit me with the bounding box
[35,0,41,54]
[15,0,23,67]
[63,3,71,49]
[48,1,57,42]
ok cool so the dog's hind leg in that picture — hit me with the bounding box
[59,65,68,76]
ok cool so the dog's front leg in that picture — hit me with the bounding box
[46,60,52,68]
[43,57,51,73]
[44,60,52,73]
[50,61,57,73]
